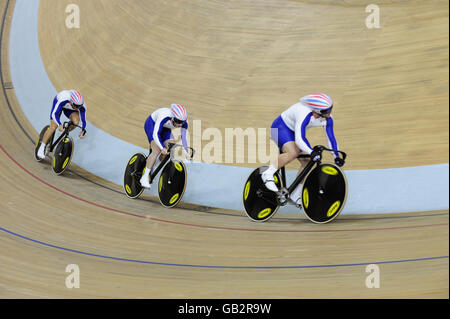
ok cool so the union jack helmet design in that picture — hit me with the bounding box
[70,90,84,106]
[170,104,188,122]
[300,93,333,114]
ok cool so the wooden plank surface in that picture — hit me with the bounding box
[37,0,449,169]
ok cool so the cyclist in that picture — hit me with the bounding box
[262,93,344,204]
[139,104,190,188]
[36,90,86,159]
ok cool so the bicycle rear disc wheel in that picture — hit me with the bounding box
[243,166,283,222]
[124,153,147,199]
[34,125,52,162]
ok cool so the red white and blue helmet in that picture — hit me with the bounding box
[170,104,188,122]
[70,90,84,106]
[300,93,333,114]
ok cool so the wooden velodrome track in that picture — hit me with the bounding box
[0,0,448,298]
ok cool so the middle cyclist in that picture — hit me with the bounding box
[140,104,190,189]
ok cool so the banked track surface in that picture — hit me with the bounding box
[18,0,448,213]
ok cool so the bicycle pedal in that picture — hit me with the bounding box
[277,187,289,196]
[276,189,289,206]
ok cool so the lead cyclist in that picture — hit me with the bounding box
[262,93,345,205]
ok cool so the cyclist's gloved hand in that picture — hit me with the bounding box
[183,148,193,161]
[334,157,345,167]
[310,146,322,162]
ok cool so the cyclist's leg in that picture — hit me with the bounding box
[149,127,173,165]
[264,142,299,177]
[43,97,61,145]
[277,141,301,169]
[67,111,80,131]
[141,116,173,187]
[269,116,299,169]
[147,140,162,170]
[262,117,297,191]
[140,140,161,188]
[148,132,175,170]
[288,150,309,205]
[161,138,175,159]
[144,133,172,173]
[42,120,58,145]
[296,151,309,173]
[37,120,58,159]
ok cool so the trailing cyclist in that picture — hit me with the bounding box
[36,90,86,159]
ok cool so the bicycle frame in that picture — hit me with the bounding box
[49,121,85,152]
[148,143,195,184]
[280,155,316,194]
[259,146,347,205]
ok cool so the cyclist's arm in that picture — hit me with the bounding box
[181,122,190,152]
[152,116,169,150]
[51,99,69,126]
[325,117,339,158]
[79,106,87,130]
[295,112,314,154]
